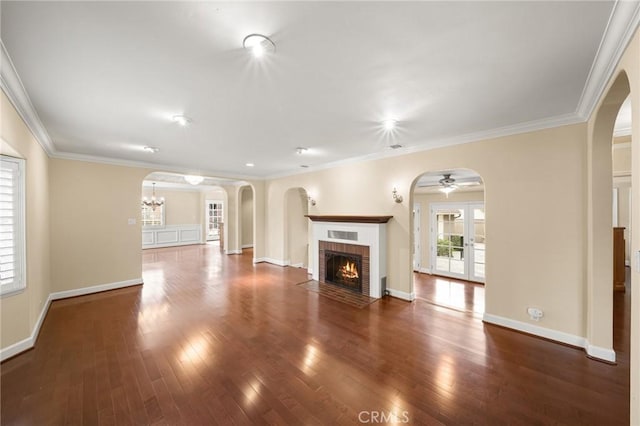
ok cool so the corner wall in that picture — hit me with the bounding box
[0,90,51,351]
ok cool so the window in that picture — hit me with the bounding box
[0,155,26,296]
[141,204,164,226]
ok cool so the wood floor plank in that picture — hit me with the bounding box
[0,244,631,425]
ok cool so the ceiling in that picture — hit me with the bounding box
[143,171,239,190]
[1,1,637,179]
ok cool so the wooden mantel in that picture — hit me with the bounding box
[305,215,393,224]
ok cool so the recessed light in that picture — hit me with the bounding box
[383,119,397,131]
[143,146,160,153]
[296,147,308,155]
[300,165,309,168]
[172,115,192,126]
[246,163,255,167]
[243,34,276,58]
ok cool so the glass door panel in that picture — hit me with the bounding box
[431,202,485,283]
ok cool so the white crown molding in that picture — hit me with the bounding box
[576,0,640,120]
[613,126,632,137]
[3,2,638,182]
[266,112,583,180]
[51,150,262,182]
[0,40,55,155]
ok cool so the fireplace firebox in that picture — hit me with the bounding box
[324,251,362,292]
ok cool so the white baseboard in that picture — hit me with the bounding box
[225,249,243,255]
[483,313,587,347]
[0,295,51,362]
[290,263,305,268]
[50,278,143,300]
[241,244,254,249]
[415,267,431,274]
[0,278,143,362]
[253,257,289,267]
[625,259,630,267]
[586,344,617,363]
[386,288,415,301]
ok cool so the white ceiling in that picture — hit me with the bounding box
[1,1,637,179]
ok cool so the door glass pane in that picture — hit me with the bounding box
[473,207,485,279]
[435,209,464,275]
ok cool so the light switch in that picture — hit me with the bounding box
[128,218,136,225]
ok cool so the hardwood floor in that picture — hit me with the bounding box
[1,244,630,425]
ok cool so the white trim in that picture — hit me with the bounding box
[0,277,143,362]
[483,313,586,347]
[290,263,305,268]
[586,344,617,363]
[266,113,583,180]
[386,288,415,302]
[241,244,254,249]
[417,267,431,274]
[0,41,55,155]
[253,257,289,266]
[50,278,143,301]
[226,249,243,255]
[613,127,632,138]
[576,1,640,120]
[482,313,616,363]
[0,295,51,362]
[2,3,639,181]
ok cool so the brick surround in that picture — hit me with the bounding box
[319,241,370,296]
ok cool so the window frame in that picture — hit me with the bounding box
[0,155,26,298]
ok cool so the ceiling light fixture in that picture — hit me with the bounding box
[143,146,160,153]
[383,119,397,131]
[172,115,192,126]
[243,33,276,58]
[246,163,255,167]
[296,147,308,155]
[184,175,204,185]
[142,183,165,211]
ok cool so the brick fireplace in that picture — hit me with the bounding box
[307,215,392,299]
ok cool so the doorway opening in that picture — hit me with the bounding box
[411,169,485,314]
[284,187,310,269]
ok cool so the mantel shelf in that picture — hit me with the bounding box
[305,215,393,224]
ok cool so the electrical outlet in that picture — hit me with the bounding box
[527,307,544,321]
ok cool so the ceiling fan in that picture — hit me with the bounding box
[417,173,482,195]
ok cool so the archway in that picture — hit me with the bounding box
[410,169,486,314]
[284,187,310,268]
[587,72,631,363]
[239,185,254,252]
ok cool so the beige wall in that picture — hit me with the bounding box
[413,190,485,271]
[142,187,201,226]
[0,90,51,349]
[266,123,587,338]
[50,159,150,292]
[285,188,309,267]
[241,186,253,247]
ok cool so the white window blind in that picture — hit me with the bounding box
[0,155,25,296]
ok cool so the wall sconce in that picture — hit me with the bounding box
[308,196,317,206]
[392,188,403,204]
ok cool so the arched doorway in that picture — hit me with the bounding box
[284,187,310,269]
[239,185,254,252]
[587,72,631,363]
[410,169,486,314]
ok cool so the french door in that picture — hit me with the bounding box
[430,202,485,283]
[206,200,223,241]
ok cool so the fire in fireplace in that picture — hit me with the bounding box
[325,251,362,292]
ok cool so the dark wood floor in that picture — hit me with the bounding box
[1,244,630,425]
